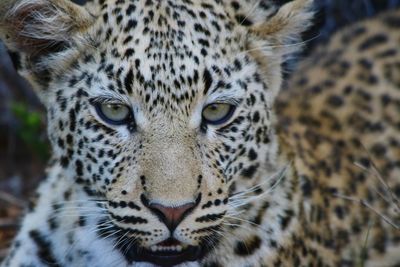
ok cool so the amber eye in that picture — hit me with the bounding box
[95,103,132,125]
[202,103,236,125]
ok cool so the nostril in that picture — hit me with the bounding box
[141,194,201,232]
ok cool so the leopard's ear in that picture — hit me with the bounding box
[250,0,314,54]
[0,0,95,63]
[247,0,314,101]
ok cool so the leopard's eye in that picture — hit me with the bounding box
[202,103,235,125]
[95,103,131,125]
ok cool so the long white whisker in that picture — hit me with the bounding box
[228,164,289,211]
[333,193,399,230]
[224,215,268,232]
[240,0,261,26]
[239,33,321,55]
[229,164,290,199]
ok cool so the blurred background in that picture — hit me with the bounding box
[1,0,400,259]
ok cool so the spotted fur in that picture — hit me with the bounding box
[0,0,399,266]
[275,9,400,266]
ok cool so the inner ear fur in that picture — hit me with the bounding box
[0,0,95,59]
[250,0,314,53]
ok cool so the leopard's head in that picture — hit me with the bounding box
[0,0,313,265]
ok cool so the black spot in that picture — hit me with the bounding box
[203,69,213,95]
[128,201,141,211]
[123,70,134,94]
[195,211,226,223]
[279,209,294,230]
[341,26,366,44]
[326,95,344,107]
[126,4,136,15]
[66,134,73,145]
[235,15,252,26]
[124,19,138,32]
[233,59,242,71]
[29,230,61,267]
[204,262,223,267]
[231,1,240,10]
[248,148,257,161]
[358,58,373,70]
[124,48,135,59]
[334,205,345,220]
[47,216,58,230]
[252,111,260,123]
[359,157,371,168]
[384,15,400,28]
[393,184,400,197]
[370,143,387,157]
[376,49,397,58]
[234,236,261,256]
[78,216,86,226]
[60,156,69,167]
[300,175,313,197]
[75,160,83,176]
[110,213,148,224]
[358,34,388,51]
[201,201,213,209]
[198,38,210,47]
[241,165,258,179]
[69,110,76,132]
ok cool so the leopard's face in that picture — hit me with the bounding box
[46,4,274,264]
[1,0,312,265]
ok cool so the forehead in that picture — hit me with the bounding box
[80,0,252,111]
[94,0,245,62]
[97,0,239,43]
[93,0,247,71]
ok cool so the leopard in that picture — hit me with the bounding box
[0,0,399,266]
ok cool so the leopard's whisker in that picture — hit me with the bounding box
[229,164,290,200]
[333,193,399,230]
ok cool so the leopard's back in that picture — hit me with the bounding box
[277,9,400,266]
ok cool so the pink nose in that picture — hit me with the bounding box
[148,202,195,232]
[141,194,201,232]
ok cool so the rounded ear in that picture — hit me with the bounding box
[0,0,95,62]
[250,0,314,55]
[247,0,314,102]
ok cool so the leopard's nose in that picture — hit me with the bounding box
[141,194,200,232]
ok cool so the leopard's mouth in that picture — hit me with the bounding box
[98,220,218,266]
[122,238,205,266]
[133,238,202,266]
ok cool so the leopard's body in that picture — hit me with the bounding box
[276,9,400,266]
[0,0,399,266]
